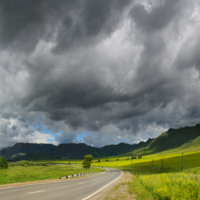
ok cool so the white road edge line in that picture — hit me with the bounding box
[82,171,123,200]
[28,190,45,194]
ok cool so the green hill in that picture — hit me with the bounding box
[0,138,153,160]
[127,124,200,156]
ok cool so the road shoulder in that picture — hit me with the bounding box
[98,171,136,200]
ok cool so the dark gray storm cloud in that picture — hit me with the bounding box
[0,0,131,53]
[130,0,190,32]
[0,0,200,148]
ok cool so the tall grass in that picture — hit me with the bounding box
[139,172,200,200]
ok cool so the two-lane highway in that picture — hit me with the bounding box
[0,168,122,200]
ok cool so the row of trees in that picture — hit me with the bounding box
[97,156,143,163]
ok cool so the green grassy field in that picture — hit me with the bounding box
[46,149,200,173]
[0,164,104,185]
[137,170,200,200]
[2,148,200,199]
[91,150,200,200]
[88,150,200,172]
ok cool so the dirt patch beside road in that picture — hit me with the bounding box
[97,171,136,200]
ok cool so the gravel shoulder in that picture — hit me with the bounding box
[97,171,136,200]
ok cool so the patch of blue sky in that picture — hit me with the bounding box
[47,139,55,142]
[32,124,61,143]
[76,132,91,142]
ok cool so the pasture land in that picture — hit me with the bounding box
[90,150,200,173]
[0,163,104,185]
[92,150,200,200]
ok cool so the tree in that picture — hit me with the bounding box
[82,155,93,169]
[0,156,8,174]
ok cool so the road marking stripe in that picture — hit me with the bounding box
[28,190,45,194]
[78,182,85,184]
[82,171,123,200]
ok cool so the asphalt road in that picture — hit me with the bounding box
[0,168,122,200]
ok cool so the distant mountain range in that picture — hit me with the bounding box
[0,143,55,160]
[1,124,200,160]
[0,139,153,160]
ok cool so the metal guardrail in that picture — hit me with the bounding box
[59,171,106,179]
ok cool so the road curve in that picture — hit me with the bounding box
[0,168,122,200]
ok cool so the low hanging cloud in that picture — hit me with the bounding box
[0,116,54,149]
[0,0,200,149]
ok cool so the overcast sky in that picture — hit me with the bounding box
[0,0,200,149]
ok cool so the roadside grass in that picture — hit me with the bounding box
[137,171,200,200]
[0,164,104,185]
[128,176,154,200]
